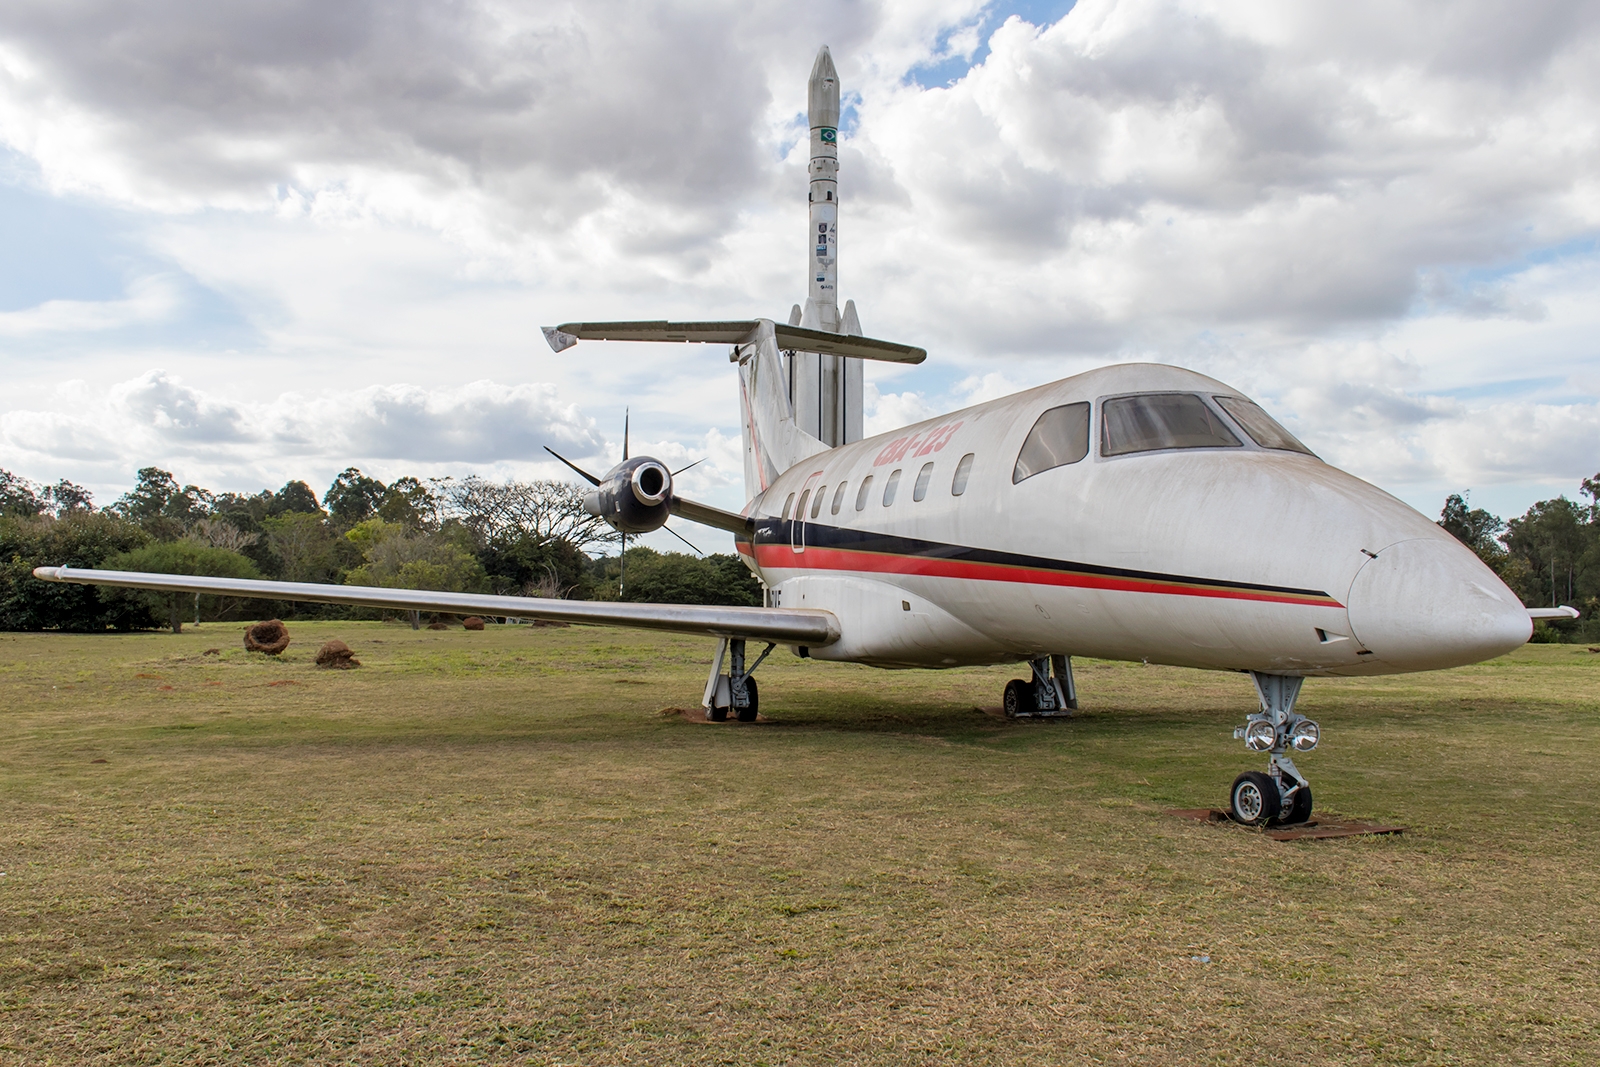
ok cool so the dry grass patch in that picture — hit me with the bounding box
[1,624,1598,1064]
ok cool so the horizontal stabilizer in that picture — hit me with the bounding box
[544,319,926,364]
[32,566,840,645]
[1528,605,1581,620]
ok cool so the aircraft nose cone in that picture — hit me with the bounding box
[1346,538,1531,671]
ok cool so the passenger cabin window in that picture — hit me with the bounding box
[831,482,848,515]
[882,469,902,506]
[1213,396,1314,455]
[810,488,826,519]
[1101,393,1241,457]
[1013,402,1090,483]
[913,462,935,501]
[951,453,975,496]
[794,490,810,524]
[855,476,874,511]
[782,493,795,520]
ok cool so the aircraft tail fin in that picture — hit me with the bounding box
[542,318,925,503]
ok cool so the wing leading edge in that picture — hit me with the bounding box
[31,567,840,645]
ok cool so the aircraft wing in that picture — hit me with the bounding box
[542,319,927,364]
[31,566,840,645]
[1527,606,1581,620]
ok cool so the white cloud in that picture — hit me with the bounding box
[1,0,1598,519]
[0,274,180,335]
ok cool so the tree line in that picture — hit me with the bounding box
[0,466,761,632]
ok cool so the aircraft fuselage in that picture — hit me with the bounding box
[741,363,1531,677]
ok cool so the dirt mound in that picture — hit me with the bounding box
[426,620,450,631]
[315,639,360,669]
[244,620,290,655]
[529,618,570,628]
[462,616,486,630]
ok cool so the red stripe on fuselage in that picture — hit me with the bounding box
[751,543,1342,608]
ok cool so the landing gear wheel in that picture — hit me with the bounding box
[1003,678,1033,717]
[707,703,728,723]
[736,677,759,722]
[1275,781,1313,826]
[1229,771,1281,826]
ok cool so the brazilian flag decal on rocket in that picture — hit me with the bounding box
[819,127,836,144]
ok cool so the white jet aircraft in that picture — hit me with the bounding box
[32,319,1574,827]
[33,45,1576,827]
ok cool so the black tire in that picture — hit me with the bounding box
[707,702,729,722]
[736,676,759,722]
[1003,678,1032,717]
[1229,771,1281,826]
[1275,781,1313,825]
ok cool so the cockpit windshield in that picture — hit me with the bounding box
[1213,396,1314,455]
[1101,393,1242,456]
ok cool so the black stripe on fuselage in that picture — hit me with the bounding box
[751,518,1332,600]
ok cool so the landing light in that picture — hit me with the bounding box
[1290,719,1320,751]
[1244,719,1276,751]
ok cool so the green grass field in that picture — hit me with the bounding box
[2,621,1598,1065]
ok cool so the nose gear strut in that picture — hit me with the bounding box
[1230,672,1317,826]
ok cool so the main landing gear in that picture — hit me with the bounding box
[1002,655,1078,718]
[1229,672,1320,826]
[703,638,775,722]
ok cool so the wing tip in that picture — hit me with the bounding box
[542,326,579,353]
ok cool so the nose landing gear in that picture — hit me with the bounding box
[1002,655,1078,718]
[1229,672,1318,826]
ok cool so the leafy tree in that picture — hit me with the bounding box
[43,479,93,514]
[437,477,617,553]
[1503,496,1589,609]
[261,511,341,583]
[269,480,324,517]
[477,532,589,597]
[376,476,439,530]
[0,512,157,631]
[0,470,45,518]
[344,518,486,592]
[103,542,261,633]
[325,467,387,526]
[1438,493,1506,567]
[108,467,214,540]
[589,547,761,606]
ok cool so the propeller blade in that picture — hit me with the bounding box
[543,446,602,486]
[663,524,704,556]
[671,458,703,476]
[622,408,630,462]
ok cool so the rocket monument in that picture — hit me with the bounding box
[788,45,864,447]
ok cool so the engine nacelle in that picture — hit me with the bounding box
[583,457,673,533]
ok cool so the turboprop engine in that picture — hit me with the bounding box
[584,457,674,533]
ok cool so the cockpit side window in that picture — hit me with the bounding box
[1013,402,1090,483]
[1101,393,1241,457]
[1214,396,1314,455]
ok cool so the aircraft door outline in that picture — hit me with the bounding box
[792,471,825,554]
